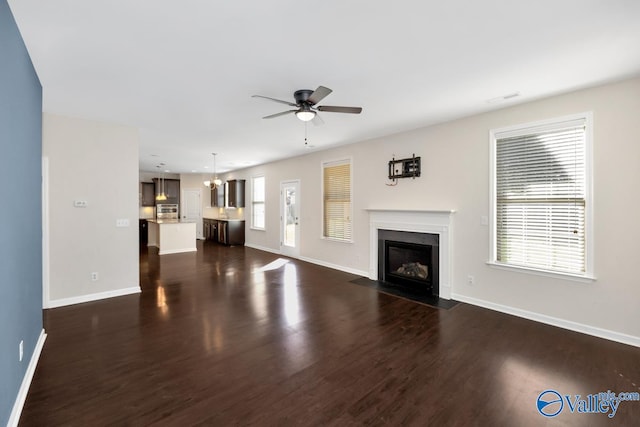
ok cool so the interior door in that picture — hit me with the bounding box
[280,180,300,258]
[182,189,203,239]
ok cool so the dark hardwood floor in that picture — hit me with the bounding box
[20,241,640,426]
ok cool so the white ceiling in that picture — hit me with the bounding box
[9,0,640,174]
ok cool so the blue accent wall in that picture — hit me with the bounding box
[0,1,43,424]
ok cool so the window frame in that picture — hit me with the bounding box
[321,157,353,243]
[250,175,266,231]
[488,112,595,282]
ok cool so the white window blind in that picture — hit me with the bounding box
[251,176,265,230]
[323,160,352,241]
[494,117,587,274]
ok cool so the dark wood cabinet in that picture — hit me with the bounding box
[203,218,218,241]
[227,179,246,208]
[153,178,180,205]
[164,179,180,204]
[203,219,244,246]
[141,182,155,206]
[211,184,225,207]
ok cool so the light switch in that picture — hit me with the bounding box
[481,216,489,226]
[116,219,130,227]
[73,200,88,208]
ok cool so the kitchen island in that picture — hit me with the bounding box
[147,219,197,255]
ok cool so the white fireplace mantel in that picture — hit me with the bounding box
[366,209,455,300]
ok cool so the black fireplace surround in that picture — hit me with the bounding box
[378,229,439,296]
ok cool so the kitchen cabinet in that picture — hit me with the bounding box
[203,218,218,241]
[140,182,155,206]
[153,178,180,205]
[203,219,244,245]
[218,220,245,245]
[211,184,225,207]
[227,179,245,208]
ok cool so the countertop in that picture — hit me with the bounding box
[147,219,196,224]
[203,217,245,222]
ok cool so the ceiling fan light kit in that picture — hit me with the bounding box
[295,110,316,122]
[252,85,362,123]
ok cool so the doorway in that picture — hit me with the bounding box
[280,180,300,258]
[182,189,203,239]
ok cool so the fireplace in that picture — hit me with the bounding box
[367,209,454,300]
[378,230,439,296]
[385,241,432,291]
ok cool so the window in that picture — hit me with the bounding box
[322,159,352,241]
[251,175,265,230]
[491,113,592,277]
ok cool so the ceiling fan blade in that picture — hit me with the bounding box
[311,113,325,126]
[317,105,363,114]
[308,86,332,105]
[252,95,297,107]
[263,110,297,119]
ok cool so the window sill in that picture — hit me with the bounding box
[250,227,265,231]
[486,261,596,283]
[321,236,354,244]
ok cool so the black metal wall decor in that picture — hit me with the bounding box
[387,154,421,185]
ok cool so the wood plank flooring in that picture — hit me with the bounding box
[19,241,640,426]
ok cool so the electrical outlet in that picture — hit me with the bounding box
[467,275,475,286]
[91,272,99,281]
[73,200,88,208]
[19,340,23,362]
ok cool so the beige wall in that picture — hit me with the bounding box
[228,77,640,344]
[44,113,140,304]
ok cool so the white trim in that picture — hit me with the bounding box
[8,329,47,427]
[321,157,353,241]
[452,293,640,348]
[250,174,266,231]
[489,112,594,277]
[367,209,455,300]
[486,261,596,283]
[41,156,50,308]
[46,286,140,309]
[244,242,281,255]
[244,243,368,277]
[280,180,301,258]
[158,247,197,255]
[298,255,369,278]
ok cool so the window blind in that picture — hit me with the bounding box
[495,118,586,274]
[323,160,352,241]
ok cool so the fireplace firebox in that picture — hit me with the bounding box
[378,229,439,296]
[385,240,432,292]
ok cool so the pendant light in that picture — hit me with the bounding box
[156,164,167,201]
[204,153,222,188]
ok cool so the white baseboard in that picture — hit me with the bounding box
[244,243,282,255]
[298,255,369,278]
[159,247,197,255]
[45,286,141,309]
[8,329,47,427]
[452,293,640,348]
[244,243,368,277]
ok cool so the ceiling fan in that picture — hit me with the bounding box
[252,86,362,125]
